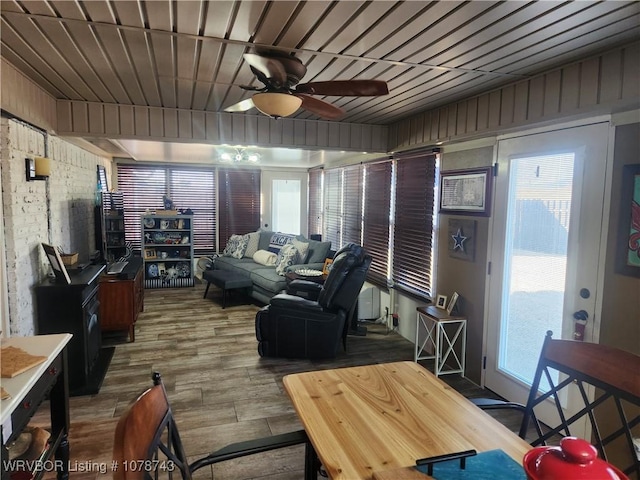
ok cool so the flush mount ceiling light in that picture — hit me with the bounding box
[251,92,302,119]
[219,148,261,164]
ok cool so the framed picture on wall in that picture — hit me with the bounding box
[439,167,492,216]
[615,164,640,277]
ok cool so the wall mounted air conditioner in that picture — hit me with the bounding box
[358,285,380,320]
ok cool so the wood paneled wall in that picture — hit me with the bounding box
[1,58,57,132]
[55,101,388,153]
[388,42,640,151]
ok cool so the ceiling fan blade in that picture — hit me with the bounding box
[297,94,345,120]
[243,53,287,86]
[224,98,255,113]
[296,80,389,96]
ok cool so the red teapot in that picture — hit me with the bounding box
[523,436,628,480]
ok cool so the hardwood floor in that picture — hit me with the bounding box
[34,282,520,479]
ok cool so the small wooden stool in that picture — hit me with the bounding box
[202,270,252,308]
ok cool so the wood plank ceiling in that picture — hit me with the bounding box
[1,0,639,128]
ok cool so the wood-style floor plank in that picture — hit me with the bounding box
[31,281,516,479]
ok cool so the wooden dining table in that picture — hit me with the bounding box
[283,361,532,480]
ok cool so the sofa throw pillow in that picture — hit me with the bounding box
[292,238,310,263]
[268,233,296,254]
[244,232,260,258]
[275,244,299,276]
[253,249,277,266]
[223,234,248,259]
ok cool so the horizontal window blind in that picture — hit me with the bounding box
[218,169,261,251]
[117,165,167,251]
[323,168,342,250]
[392,152,437,299]
[363,161,392,287]
[117,165,216,254]
[169,168,216,255]
[342,164,363,247]
[308,168,323,237]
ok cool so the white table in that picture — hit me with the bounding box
[415,305,466,376]
[1,334,72,480]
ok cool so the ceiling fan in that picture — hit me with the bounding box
[224,51,389,120]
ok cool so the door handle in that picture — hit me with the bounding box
[573,310,588,321]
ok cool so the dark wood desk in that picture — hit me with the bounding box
[0,334,72,480]
[35,264,112,396]
[284,361,531,480]
[99,257,144,342]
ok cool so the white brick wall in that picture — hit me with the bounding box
[1,118,109,336]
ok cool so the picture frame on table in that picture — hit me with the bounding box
[439,166,492,216]
[436,294,448,309]
[41,243,71,284]
[322,258,334,275]
[446,292,459,315]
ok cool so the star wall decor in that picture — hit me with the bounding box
[447,219,476,262]
[452,228,467,251]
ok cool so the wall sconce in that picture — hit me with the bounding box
[26,156,51,181]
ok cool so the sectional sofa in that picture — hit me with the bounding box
[213,230,332,304]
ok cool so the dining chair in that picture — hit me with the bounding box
[113,372,320,479]
[473,331,640,477]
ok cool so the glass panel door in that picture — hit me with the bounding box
[272,179,301,234]
[499,153,574,387]
[485,122,610,435]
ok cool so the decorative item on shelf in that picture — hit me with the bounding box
[322,258,334,275]
[144,217,156,228]
[163,195,175,211]
[436,294,448,309]
[160,220,170,230]
[144,249,157,260]
[179,208,193,215]
[156,263,166,277]
[147,263,159,278]
[446,292,459,315]
[176,263,191,278]
[165,267,179,280]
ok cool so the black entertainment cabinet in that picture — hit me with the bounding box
[35,264,113,396]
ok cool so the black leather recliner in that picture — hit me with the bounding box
[255,243,372,359]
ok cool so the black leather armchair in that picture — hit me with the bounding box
[255,243,372,359]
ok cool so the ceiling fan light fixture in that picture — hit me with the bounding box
[252,92,302,118]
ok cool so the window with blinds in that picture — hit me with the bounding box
[218,169,261,250]
[308,168,323,237]
[363,161,392,287]
[392,152,437,299]
[342,164,363,246]
[323,169,342,249]
[117,165,167,251]
[117,165,216,255]
[169,169,215,255]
